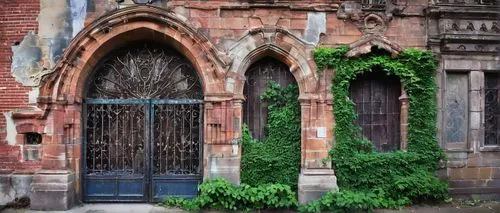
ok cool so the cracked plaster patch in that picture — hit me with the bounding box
[304,12,326,45]
[10,32,43,87]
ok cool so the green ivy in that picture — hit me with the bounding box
[298,189,408,213]
[312,46,448,205]
[240,81,301,190]
[161,178,298,211]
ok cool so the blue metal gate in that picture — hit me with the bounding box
[83,99,203,202]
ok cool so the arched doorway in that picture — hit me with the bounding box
[83,42,203,202]
[243,57,296,141]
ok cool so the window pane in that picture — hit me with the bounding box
[349,70,401,152]
[485,73,499,145]
[444,73,468,144]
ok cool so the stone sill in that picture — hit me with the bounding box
[480,146,500,152]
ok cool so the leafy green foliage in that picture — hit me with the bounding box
[240,82,301,190]
[299,189,408,213]
[161,178,298,211]
[312,46,448,206]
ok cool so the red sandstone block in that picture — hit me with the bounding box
[190,9,218,18]
[323,35,360,45]
[249,17,262,29]
[462,168,481,180]
[220,10,252,18]
[225,18,249,30]
[290,19,307,29]
[479,167,493,179]
[253,8,273,17]
[276,18,291,28]
[197,17,222,28]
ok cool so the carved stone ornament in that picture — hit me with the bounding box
[346,35,403,58]
[337,2,392,35]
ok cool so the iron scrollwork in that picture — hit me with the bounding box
[85,44,204,177]
[485,74,500,145]
[88,45,202,99]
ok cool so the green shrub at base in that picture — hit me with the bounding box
[161,178,298,211]
[299,189,408,213]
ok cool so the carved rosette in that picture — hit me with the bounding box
[337,1,393,36]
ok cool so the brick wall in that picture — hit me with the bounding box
[0,0,429,174]
[0,0,40,170]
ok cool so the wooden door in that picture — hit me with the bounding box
[349,70,401,152]
[243,57,296,141]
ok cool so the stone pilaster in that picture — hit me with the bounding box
[203,100,242,184]
[297,100,338,204]
[30,104,75,210]
[399,89,409,151]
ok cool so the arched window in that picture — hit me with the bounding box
[350,69,402,152]
[243,57,296,140]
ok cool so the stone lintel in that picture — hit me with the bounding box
[298,168,338,204]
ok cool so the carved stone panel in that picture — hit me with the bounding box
[442,20,500,35]
[444,73,469,144]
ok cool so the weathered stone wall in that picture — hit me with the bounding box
[429,1,500,199]
[0,0,450,210]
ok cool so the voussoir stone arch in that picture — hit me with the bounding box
[225,27,318,101]
[38,5,230,104]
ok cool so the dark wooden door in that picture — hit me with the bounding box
[349,71,401,152]
[243,57,296,141]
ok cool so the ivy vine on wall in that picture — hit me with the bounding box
[240,81,302,190]
[311,46,448,206]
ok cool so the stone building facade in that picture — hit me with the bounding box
[0,0,497,210]
[428,0,500,198]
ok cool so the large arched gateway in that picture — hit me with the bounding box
[83,42,203,201]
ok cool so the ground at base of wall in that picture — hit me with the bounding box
[2,201,500,213]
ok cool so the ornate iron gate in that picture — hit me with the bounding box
[83,44,203,202]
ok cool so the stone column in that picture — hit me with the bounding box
[399,89,409,151]
[203,99,242,184]
[298,99,338,204]
[30,103,75,210]
[469,71,484,152]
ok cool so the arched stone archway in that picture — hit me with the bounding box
[10,5,236,210]
[225,27,338,204]
[39,6,230,103]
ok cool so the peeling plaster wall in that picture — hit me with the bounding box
[38,0,73,68]
[304,12,326,45]
[10,0,88,86]
[70,0,87,37]
[10,32,42,87]
[0,175,33,207]
[3,112,17,146]
[28,87,40,105]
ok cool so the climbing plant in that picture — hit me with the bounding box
[240,81,302,190]
[309,46,448,207]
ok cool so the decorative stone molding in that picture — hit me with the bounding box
[346,35,403,58]
[443,43,500,53]
[444,20,500,34]
[336,1,406,36]
[39,5,230,104]
[226,27,318,101]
